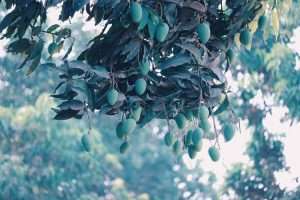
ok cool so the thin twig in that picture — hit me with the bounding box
[212,114,220,148]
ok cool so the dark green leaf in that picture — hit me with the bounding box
[54,109,80,120]
[47,24,60,33]
[159,54,192,70]
[26,55,41,76]
[214,95,229,115]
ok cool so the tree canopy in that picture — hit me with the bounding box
[0,0,281,158]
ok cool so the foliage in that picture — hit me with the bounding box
[0,1,273,158]
[222,0,300,199]
[0,45,219,199]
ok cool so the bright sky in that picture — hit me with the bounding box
[0,6,299,194]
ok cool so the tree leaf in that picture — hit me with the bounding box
[26,55,41,76]
[47,24,60,33]
[0,9,19,33]
[63,41,74,60]
[58,100,84,110]
[54,109,80,120]
[7,38,31,54]
[214,95,229,115]
[175,43,203,64]
[159,54,192,70]
[271,8,280,38]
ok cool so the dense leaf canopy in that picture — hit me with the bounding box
[0,0,271,158]
[0,0,262,120]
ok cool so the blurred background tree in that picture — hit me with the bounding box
[222,0,300,199]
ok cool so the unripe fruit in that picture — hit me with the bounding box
[208,146,220,162]
[192,128,203,145]
[130,2,143,23]
[226,49,234,63]
[258,15,267,30]
[131,105,143,121]
[134,78,147,95]
[240,30,251,45]
[196,106,209,121]
[81,134,91,152]
[106,88,119,106]
[223,124,235,142]
[122,118,136,135]
[48,42,58,55]
[196,23,211,44]
[139,60,150,76]
[155,22,169,42]
[116,122,126,139]
[172,140,181,155]
[185,130,194,146]
[120,141,129,154]
[137,7,149,31]
[164,132,175,146]
[199,118,211,132]
[184,110,194,121]
[194,140,203,152]
[188,145,197,159]
[175,113,187,129]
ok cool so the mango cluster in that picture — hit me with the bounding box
[130,1,169,42]
[161,106,235,161]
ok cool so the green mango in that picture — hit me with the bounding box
[192,128,203,145]
[122,118,136,135]
[137,7,149,31]
[164,132,175,146]
[131,105,143,121]
[199,106,209,119]
[155,22,169,42]
[185,130,194,146]
[48,42,59,55]
[226,49,234,63]
[188,145,197,159]
[147,14,159,39]
[130,2,143,23]
[183,135,189,148]
[196,23,211,44]
[195,105,209,121]
[184,110,194,121]
[172,140,181,155]
[240,30,251,45]
[223,124,235,142]
[116,122,126,139]
[199,118,211,133]
[175,113,187,129]
[258,15,267,30]
[120,141,129,154]
[194,140,203,152]
[134,78,147,95]
[106,88,119,106]
[208,146,220,162]
[81,134,91,152]
[139,59,150,75]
